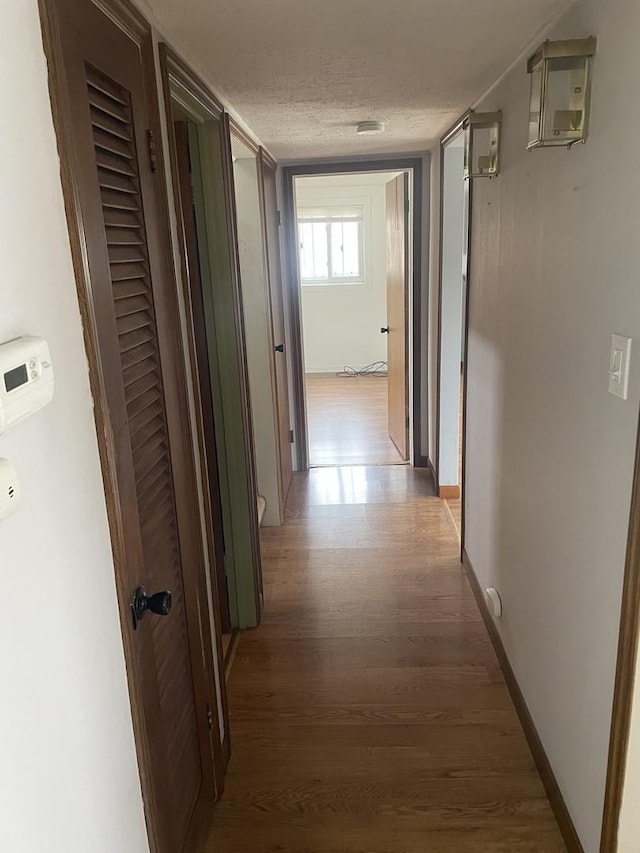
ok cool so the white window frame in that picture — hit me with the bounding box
[297,205,365,286]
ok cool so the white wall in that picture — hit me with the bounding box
[463,1,640,849]
[233,152,281,526]
[438,143,465,487]
[297,174,392,374]
[0,3,149,852]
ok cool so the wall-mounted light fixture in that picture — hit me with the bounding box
[527,37,596,149]
[463,111,502,179]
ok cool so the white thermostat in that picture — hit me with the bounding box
[0,336,54,433]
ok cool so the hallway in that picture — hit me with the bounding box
[205,466,565,852]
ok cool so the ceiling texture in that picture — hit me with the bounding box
[145,0,572,160]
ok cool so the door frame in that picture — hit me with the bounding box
[385,171,411,460]
[228,124,291,524]
[434,113,473,549]
[282,158,424,471]
[158,45,264,630]
[160,80,235,681]
[257,147,294,518]
[38,0,228,848]
[600,413,640,850]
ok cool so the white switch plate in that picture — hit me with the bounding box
[609,334,632,400]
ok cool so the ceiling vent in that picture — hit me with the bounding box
[356,121,385,136]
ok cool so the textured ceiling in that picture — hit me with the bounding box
[145,0,571,160]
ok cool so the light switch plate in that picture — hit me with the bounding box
[609,334,632,400]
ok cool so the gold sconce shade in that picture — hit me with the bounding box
[464,111,502,179]
[527,37,596,149]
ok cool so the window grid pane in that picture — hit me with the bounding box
[299,207,363,284]
[299,221,329,280]
[311,222,328,279]
[330,221,344,277]
[342,221,360,277]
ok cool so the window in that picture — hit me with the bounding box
[298,205,364,285]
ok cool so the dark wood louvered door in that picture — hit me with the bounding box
[46,1,221,850]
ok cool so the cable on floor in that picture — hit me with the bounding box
[336,361,388,377]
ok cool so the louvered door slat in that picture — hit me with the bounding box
[103,208,142,229]
[97,148,137,178]
[115,296,151,319]
[126,385,161,419]
[139,484,174,529]
[86,67,128,105]
[92,126,135,161]
[136,456,171,504]
[119,327,154,356]
[101,188,140,212]
[128,411,164,450]
[129,406,165,447]
[110,262,147,283]
[86,63,202,844]
[98,168,139,195]
[125,371,158,405]
[136,458,169,503]
[106,226,144,246]
[138,476,175,521]
[123,358,157,390]
[117,309,152,337]
[114,280,149,301]
[89,106,133,142]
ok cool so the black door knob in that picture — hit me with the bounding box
[274,343,285,353]
[131,586,172,630]
[380,327,389,334]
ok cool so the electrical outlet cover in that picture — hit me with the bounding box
[0,458,21,520]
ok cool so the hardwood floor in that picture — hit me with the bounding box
[201,466,565,852]
[306,373,405,467]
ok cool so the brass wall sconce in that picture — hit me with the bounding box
[463,111,502,179]
[527,37,596,149]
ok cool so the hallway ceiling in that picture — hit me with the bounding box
[145,0,571,160]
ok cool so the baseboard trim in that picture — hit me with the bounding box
[439,484,460,499]
[462,549,585,853]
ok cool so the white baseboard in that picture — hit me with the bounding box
[305,367,346,375]
[305,365,385,375]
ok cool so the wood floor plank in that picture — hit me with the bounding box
[198,466,566,852]
[306,373,406,466]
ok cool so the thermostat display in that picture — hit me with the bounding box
[5,364,28,393]
[0,336,54,433]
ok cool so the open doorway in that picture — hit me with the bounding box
[437,124,470,538]
[293,170,411,467]
[230,133,282,526]
[161,52,267,659]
